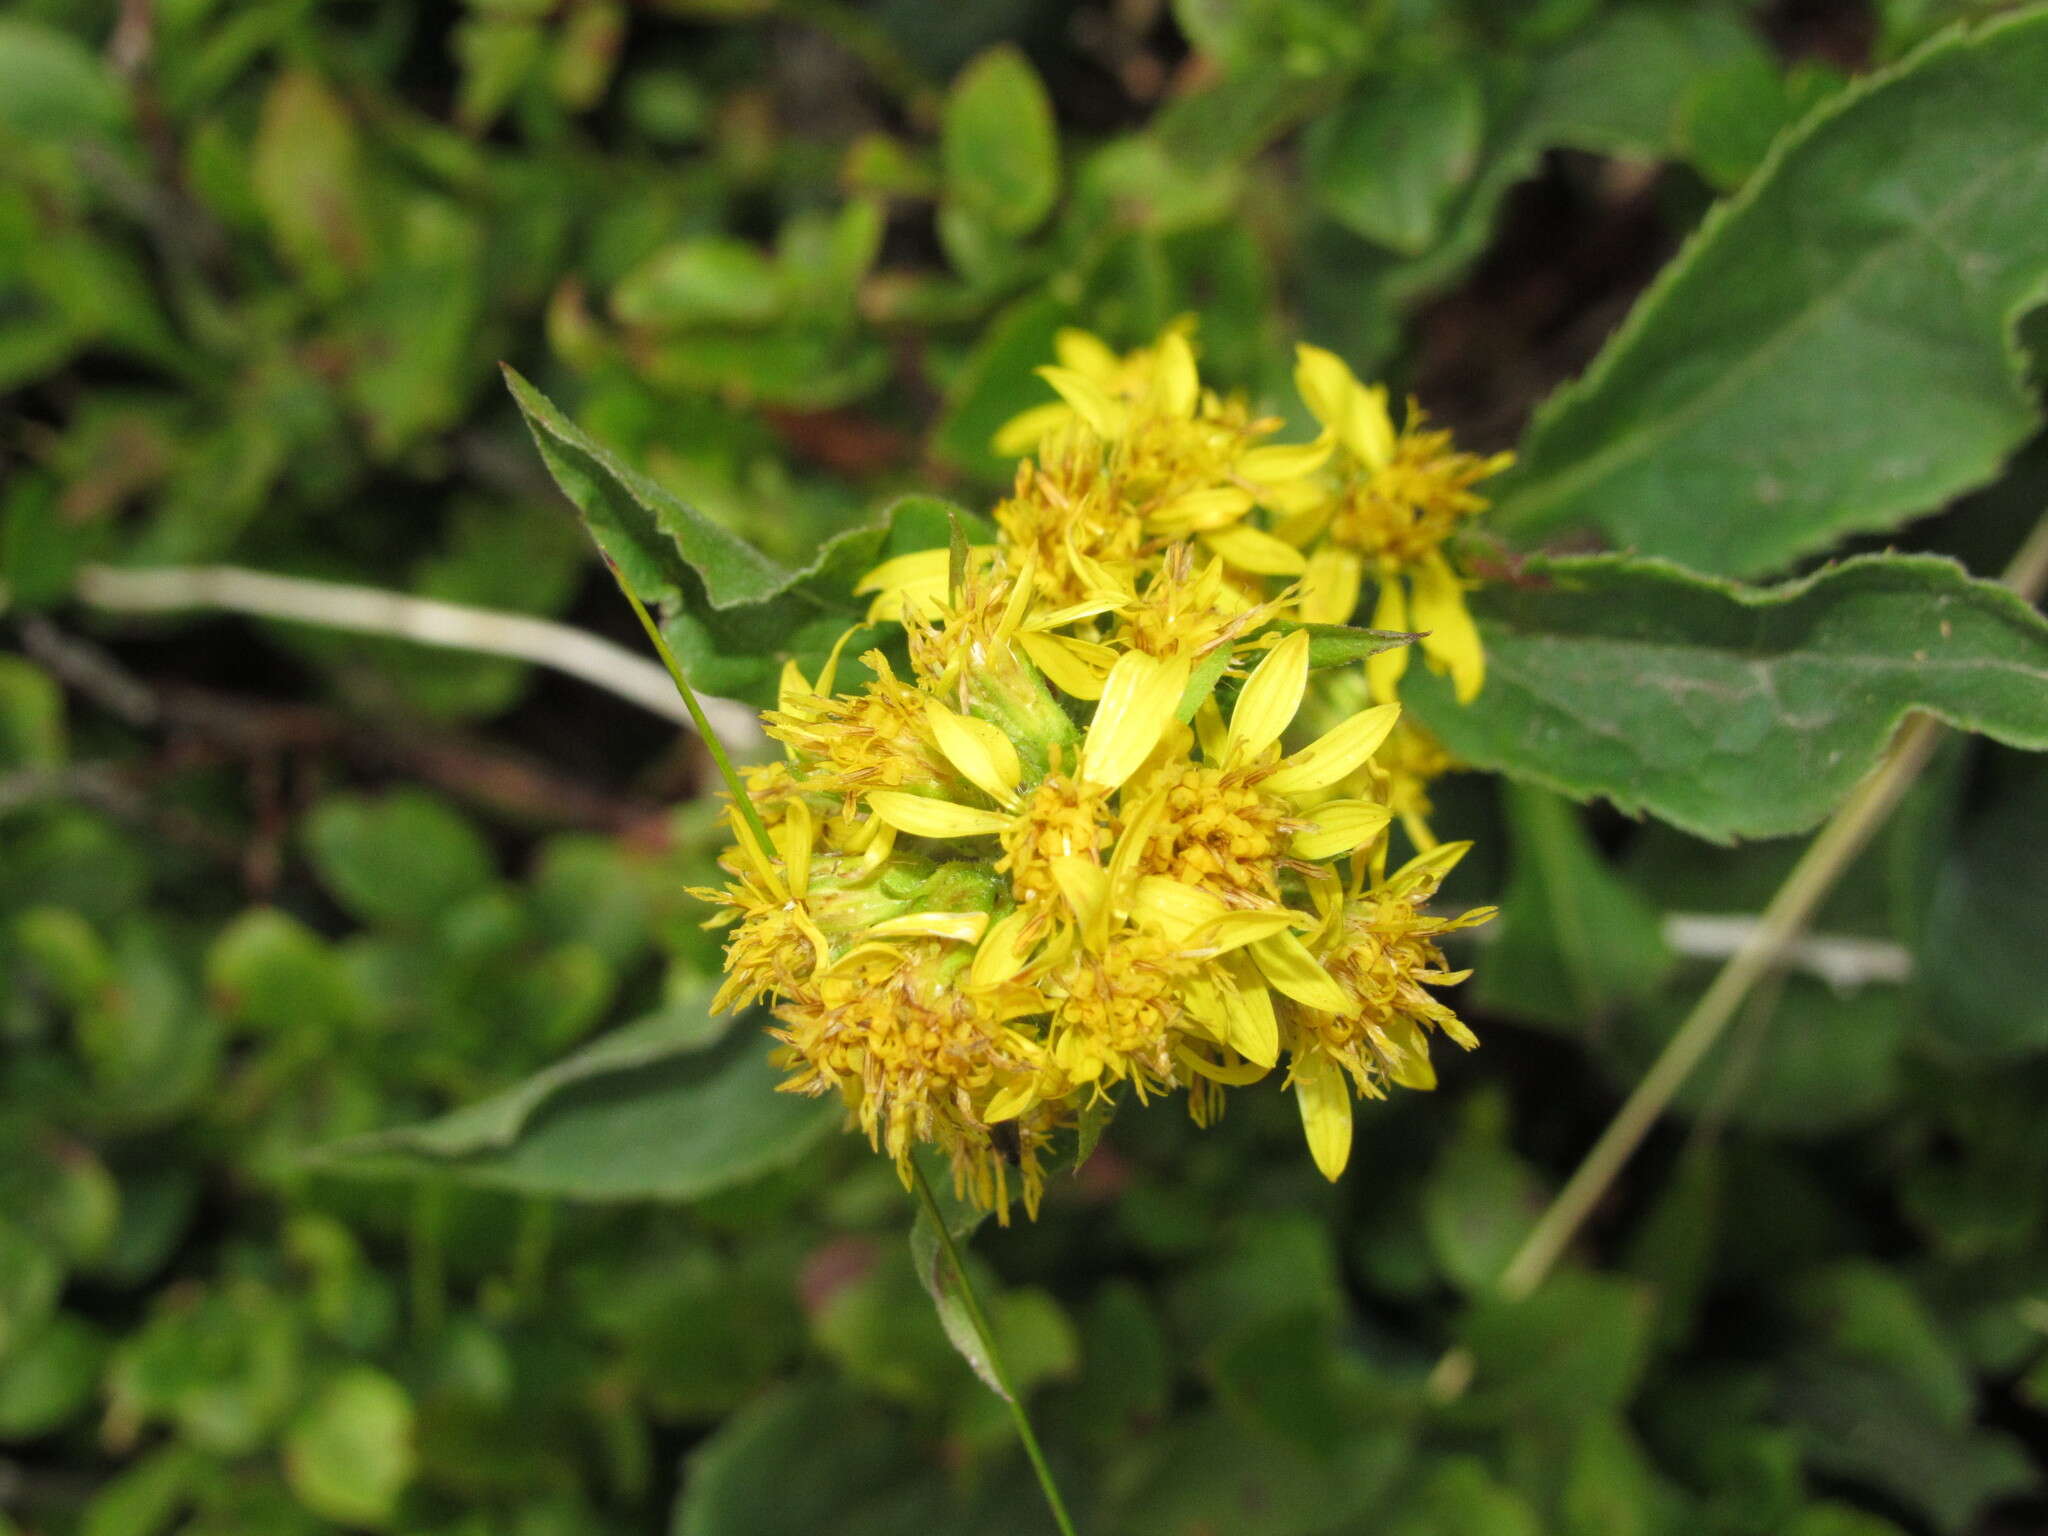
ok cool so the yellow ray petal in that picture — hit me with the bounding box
[1033,597,1123,629]
[1054,327,1120,378]
[924,698,1022,807]
[1184,907,1302,956]
[1263,702,1402,795]
[855,545,988,597]
[1292,1051,1353,1180]
[1051,854,1110,934]
[866,791,1009,840]
[1153,330,1200,419]
[1080,650,1188,790]
[1291,799,1394,860]
[1298,544,1363,627]
[1410,551,1485,703]
[1227,628,1310,764]
[1131,875,1227,947]
[730,813,787,901]
[1293,344,1355,436]
[983,1076,1042,1123]
[1366,577,1410,704]
[1338,381,1395,469]
[1176,1046,1270,1086]
[1018,632,1111,700]
[1382,1016,1437,1090]
[1107,787,1168,904]
[854,816,898,875]
[866,911,991,944]
[1249,930,1349,1014]
[1038,366,1126,439]
[1385,838,1473,893]
[774,797,815,898]
[1151,486,1255,536]
[1222,972,1279,1067]
[776,658,812,715]
[1237,439,1334,483]
[1200,521,1308,576]
[970,908,1041,989]
[1193,696,1229,764]
[992,401,1070,457]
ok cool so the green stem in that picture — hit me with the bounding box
[909,1162,1079,1536]
[598,553,774,856]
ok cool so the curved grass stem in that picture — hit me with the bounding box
[909,1162,1080,1536]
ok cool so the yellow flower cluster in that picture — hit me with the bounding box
[695,326,1499,1218]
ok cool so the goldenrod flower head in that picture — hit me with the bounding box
[697,326,1503,1216]
[996,327,1330,587]
[994,429,1150,611]
[1286,842,1495,1179]
[771,937,1053,1216]
[1289,344,1510,704]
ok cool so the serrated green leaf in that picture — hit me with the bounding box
[1495,11,2048,574]
[506,367,977,703]
[313,1007,835,1202]
[1406,554,2048,842]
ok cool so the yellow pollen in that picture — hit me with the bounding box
[1139,765,1286,903]
[996,774,1113,909]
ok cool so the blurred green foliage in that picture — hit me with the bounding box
[4,1,2048,1534]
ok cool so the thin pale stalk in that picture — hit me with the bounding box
[1489,510,2048,1306]
[909,1162,1080,1536]
[597,552,775,855]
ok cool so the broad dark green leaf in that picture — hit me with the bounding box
[1406,554,2048,842]
[506,367,977,702]
[1495,11,2048,574]
[314,1004,836,1202]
